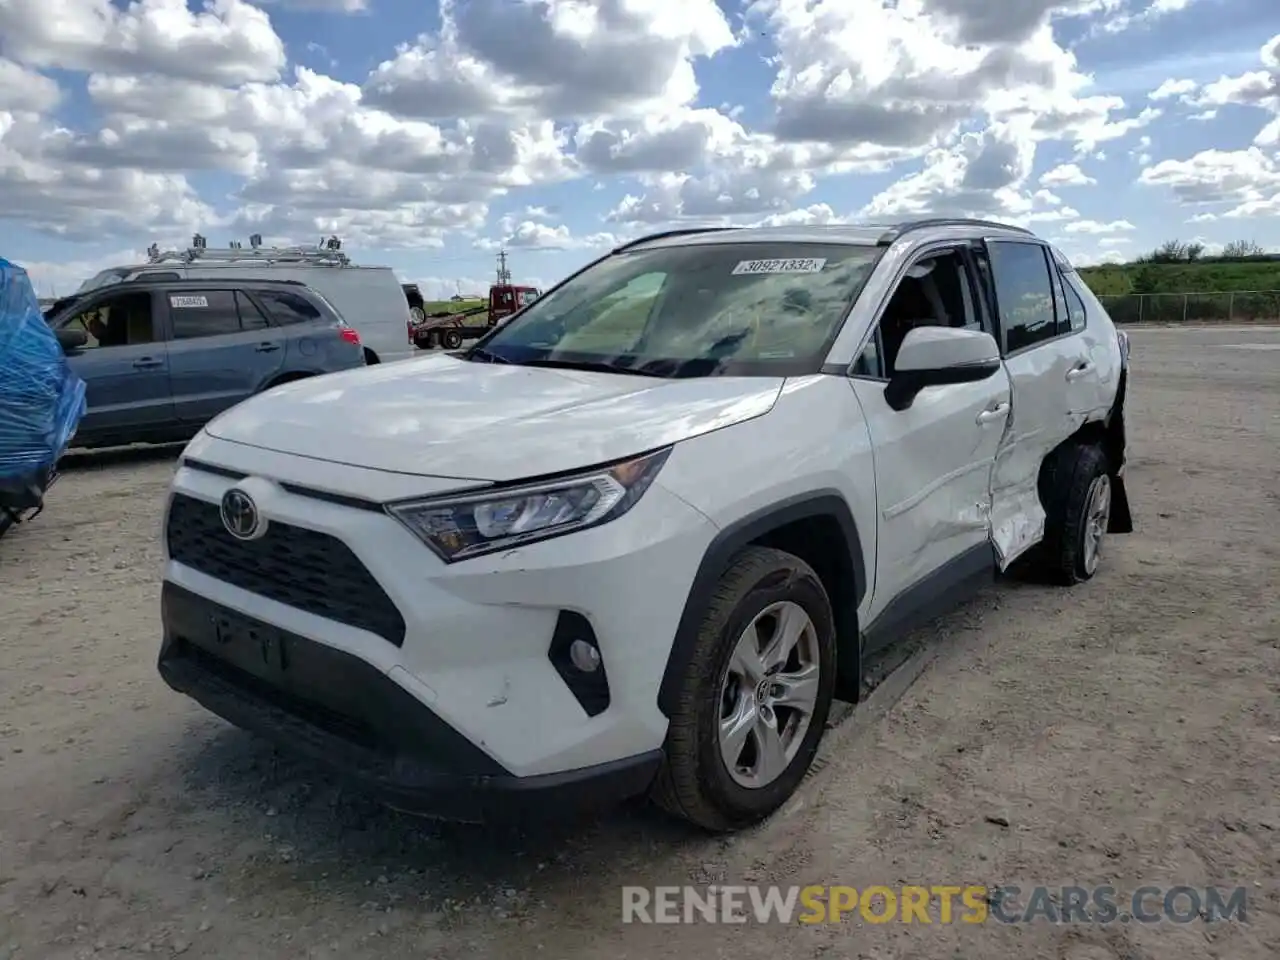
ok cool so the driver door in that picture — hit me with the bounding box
[54,289,175,442]
[848,246,1011,638]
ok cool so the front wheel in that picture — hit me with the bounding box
[651,546,836,832]
[442,329,464,350]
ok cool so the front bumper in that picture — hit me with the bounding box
[158,581,662,823]
[163,438,718,776]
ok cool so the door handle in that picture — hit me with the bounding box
[132,357,162,369]
[1066,360,1095,381]
[255,343,281,353]
[976,401,1010,424]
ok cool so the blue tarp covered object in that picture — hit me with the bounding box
[0,257,87,504]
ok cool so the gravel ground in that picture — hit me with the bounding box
[1,325,1277,960]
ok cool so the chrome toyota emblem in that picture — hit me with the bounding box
[220,488,266,540]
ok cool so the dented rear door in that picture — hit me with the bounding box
[978,239,1092,567]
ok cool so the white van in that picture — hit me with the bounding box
[75,243,415,365]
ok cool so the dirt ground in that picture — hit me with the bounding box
[1,325,1276,960]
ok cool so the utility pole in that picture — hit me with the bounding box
[496,249,512,285]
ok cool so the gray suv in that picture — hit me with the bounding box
[47,278,366,449]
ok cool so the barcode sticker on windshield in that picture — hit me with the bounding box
[732,258,827,275]
[170,295,208,308]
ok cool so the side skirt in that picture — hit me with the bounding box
[860,542,998,657]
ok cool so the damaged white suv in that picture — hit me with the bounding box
[157,219,1132,832]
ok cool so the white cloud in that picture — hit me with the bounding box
[0,0,286,85]
[1063,218,1136,234]
[363,0,736,121]
[0,57,62,113]
[0,0,1274,272]
[1039,162,1096,186]
[1139,146,1280,205]
[475,215,618,251]
[1148,78,1197,100]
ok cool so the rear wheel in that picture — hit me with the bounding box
[442,329,464,350]
[651,546,836,832]
[1038,442,1111,584]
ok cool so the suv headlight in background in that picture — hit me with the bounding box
[385,448,671,562]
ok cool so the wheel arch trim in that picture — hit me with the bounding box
[657,490,866,717]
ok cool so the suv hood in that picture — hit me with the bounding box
[204,353,783,481]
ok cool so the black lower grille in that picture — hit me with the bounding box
[165,493,406,646]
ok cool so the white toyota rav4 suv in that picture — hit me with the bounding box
[157,219,1133,832]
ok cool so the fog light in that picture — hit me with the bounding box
[569,639,601,673]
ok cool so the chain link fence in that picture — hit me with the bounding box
[1096,290,1280,324]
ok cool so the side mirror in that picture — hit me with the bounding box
[884,326,1001,411]
[56,327,89,353]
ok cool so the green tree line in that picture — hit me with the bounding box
[1079,239,1280,297]
[1078,239,1280,323]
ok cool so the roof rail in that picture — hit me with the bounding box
[141,276,309,287]
[877,218,1035,244]
[612,226,741,253]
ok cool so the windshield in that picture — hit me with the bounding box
[76,268,128,293]
[470,242,883,377]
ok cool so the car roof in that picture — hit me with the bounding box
[617,218,1038,253]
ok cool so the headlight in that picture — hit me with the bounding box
[385,448,671,562]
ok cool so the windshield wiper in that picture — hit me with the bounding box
[465,347,512,364]
[519,357,668,378]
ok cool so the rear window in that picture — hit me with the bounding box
[255,289,326,324]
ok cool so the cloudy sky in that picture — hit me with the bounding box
[1,0,1278,298]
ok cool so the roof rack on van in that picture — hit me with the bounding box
[145,238,351,267]
[876,218,1035,244]
[612,226,741,253]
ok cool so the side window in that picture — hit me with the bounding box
[235,291,271,330]
[857,248,977,378]
[1062,276,1088,332]
[1049,263,1071,335]
[254,289,323,325]
[969,246,997,330]
[852,329,883,378]
[169,291,242,339]
[986,242,1057,354]
[61,291,156,348]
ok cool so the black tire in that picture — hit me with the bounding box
[1037,442,1111,585]
[650,546,837,832]
[442,329,464,350]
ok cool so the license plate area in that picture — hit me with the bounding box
[189,605,295,686]
[207,609,293,686]
[163,587,382,752]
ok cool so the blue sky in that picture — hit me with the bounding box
[1,0,1278,297]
